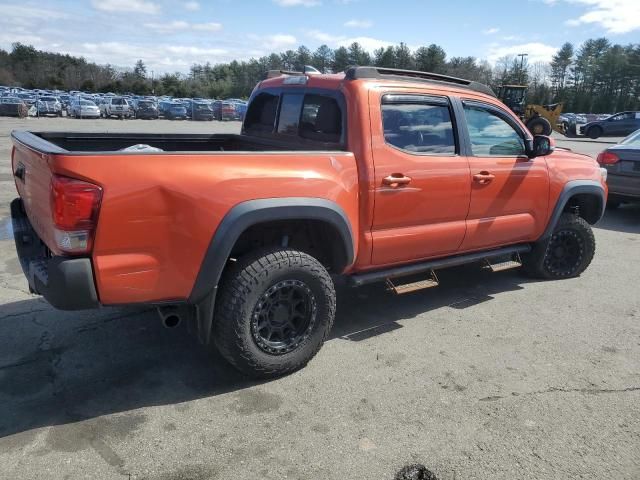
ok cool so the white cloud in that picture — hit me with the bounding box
[344,19,373,28]
[0,5,69,21]
[193,22,223,32]
[482,27,500,35]
[76,41,232,69]
[273,0,321,6]
[0,32,45,45]
[144,21,222,33]
[307,30,342,43]
[338,36,393,52]
[184,1,200,11]
[565,0,640,34]
[487,42,559,64]
[256,34,298,50]
[92,0,160,14]
[144,21,189,32]
[306,30,392,51]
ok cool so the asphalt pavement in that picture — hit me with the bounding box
[0,117,638,480]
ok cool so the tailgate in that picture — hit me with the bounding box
[12,135,58,253]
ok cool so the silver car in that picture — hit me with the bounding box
[100,96,132,119]
[70,100,101,119]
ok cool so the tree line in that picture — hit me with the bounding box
[1,38,638,113]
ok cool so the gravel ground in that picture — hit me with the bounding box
[0,117,638,480]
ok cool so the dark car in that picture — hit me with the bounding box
[59,94,71,111]
[189,101,214,121]
[232,100,248,120]
[165,102,187,120]
[135,100,159,119]
[597,129,640,207]
[212,100,237,121]
[0,97,28,117]
[581,111,640,139]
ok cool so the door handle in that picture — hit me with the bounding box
[383,174,412,188]
[473,171,495,184]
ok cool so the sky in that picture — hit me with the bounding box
[1,0,639,74]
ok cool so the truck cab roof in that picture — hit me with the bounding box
[258,67,496,101]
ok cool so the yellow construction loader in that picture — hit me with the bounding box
[497,85,565,136]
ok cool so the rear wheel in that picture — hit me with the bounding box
[587,126,602,139]
[213,248,336,378]
[522,213,595,279]
[526,116,552,136]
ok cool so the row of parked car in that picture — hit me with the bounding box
[0,86,248,121]
[559,112,640,139]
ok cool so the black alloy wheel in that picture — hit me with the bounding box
[250,279,317,355]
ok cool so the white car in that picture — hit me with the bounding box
[100,97,133,119]
[70,100,101,119]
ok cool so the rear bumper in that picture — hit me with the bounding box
[607,174,640,199]
[11,198,99,310]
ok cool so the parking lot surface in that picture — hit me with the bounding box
[0,118,638,480]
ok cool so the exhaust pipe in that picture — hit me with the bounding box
[157,306,183,329]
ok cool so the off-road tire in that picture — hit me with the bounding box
[587,126,602,139]
[526,116,552,136]
[522,213,595,279]
[213,248,336,378]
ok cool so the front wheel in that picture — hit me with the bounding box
[213,248,336,378]
[526,116,552,136]
[522,213,595,279]
[587,126,602,139]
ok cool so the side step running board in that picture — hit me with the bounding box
[349,244,531,287]
[386,270,439,294]
[484,252,523,272]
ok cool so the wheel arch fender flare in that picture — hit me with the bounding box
[189,197,355,305]
[539,180,606,242]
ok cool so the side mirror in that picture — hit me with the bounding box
[527,135,555,159]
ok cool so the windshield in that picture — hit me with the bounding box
[80,100,95,106]
[40,97,57,102]
[621,129,640,146]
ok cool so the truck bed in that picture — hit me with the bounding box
[10,128,358,305]
[13,131,344,154]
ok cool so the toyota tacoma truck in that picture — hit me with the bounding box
[10,67,607,377]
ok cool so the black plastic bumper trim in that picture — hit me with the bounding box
[11,198,99,310]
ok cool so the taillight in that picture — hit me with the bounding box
[596,151,619,165]
[50,175,102,253]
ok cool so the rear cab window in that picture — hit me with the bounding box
[243,89,344,148]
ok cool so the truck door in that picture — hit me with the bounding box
[370,91,471,266]
[458,100,549,251]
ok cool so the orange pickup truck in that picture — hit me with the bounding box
[10,67,607,377]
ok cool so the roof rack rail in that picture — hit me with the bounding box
[265,66,321,79]
[344,66,496,97]
[265,69,306,79]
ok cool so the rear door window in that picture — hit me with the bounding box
[381,95,456,154]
